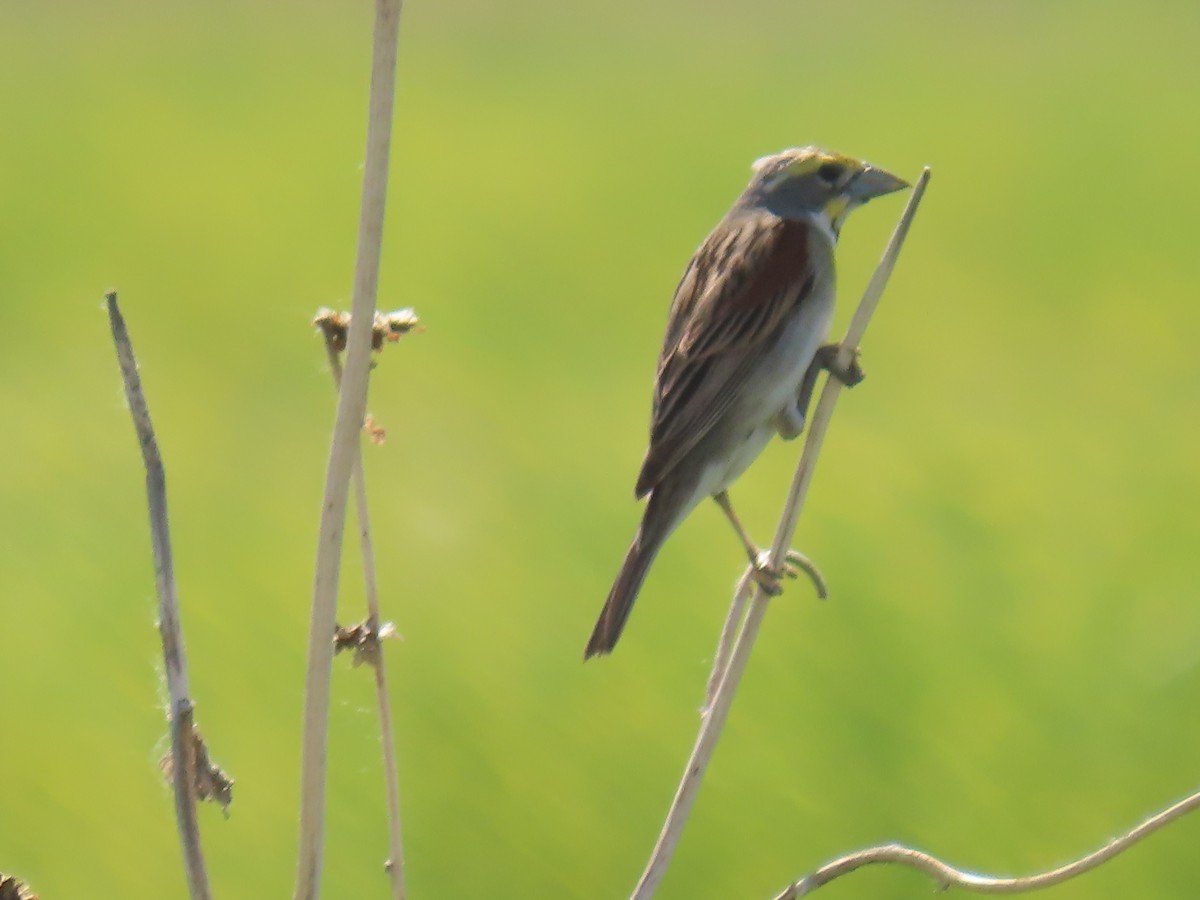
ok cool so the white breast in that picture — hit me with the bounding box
[700,256,837,497]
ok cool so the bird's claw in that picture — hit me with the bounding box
[750,555,786,596]
[817,343,866,388]
[783,548,830,599]
[750,548,828,600]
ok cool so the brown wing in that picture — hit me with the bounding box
[634,214,815,498]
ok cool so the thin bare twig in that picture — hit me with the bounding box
[106,291,212,900]
[631,169,932,899]
[777,784,1200,896]
[294,0,406,897]
[319,320,411,898]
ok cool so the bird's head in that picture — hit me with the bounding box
[743,146,908,234]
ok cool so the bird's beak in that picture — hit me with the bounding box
[848,165,909,202]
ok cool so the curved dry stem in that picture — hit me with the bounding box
[777,549,829,600]
[631,168,931,899]
[294,1,405,897]
[777,785,1200,897]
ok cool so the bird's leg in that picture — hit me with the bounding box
[774,399,808,441]
[712,491,828,599]
[775,344,866,440]
[713,490,762,567]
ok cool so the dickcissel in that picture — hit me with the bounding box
[585,146,908,658]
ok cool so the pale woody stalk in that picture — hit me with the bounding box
[294,0,406,897]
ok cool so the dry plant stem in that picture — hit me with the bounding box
[704,551,829,711]
[322,339,407,898]
[294,0,405,897]
[703,572,754,710]
[105,292,211,900]
[777,785,1200,897]
[631,169,931,900]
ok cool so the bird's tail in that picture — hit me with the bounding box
[585,528,661,659]
[586,476,699,659]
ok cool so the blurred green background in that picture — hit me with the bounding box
[4,1,1200,897]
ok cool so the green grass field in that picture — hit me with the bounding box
[4,1,1200,897]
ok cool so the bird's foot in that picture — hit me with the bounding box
[749,556,785,596]
[750,548,828,600]
[816,343,866,388]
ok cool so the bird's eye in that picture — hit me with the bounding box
[816,162,843,184]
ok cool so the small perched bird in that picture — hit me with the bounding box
[585,146,908,659]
